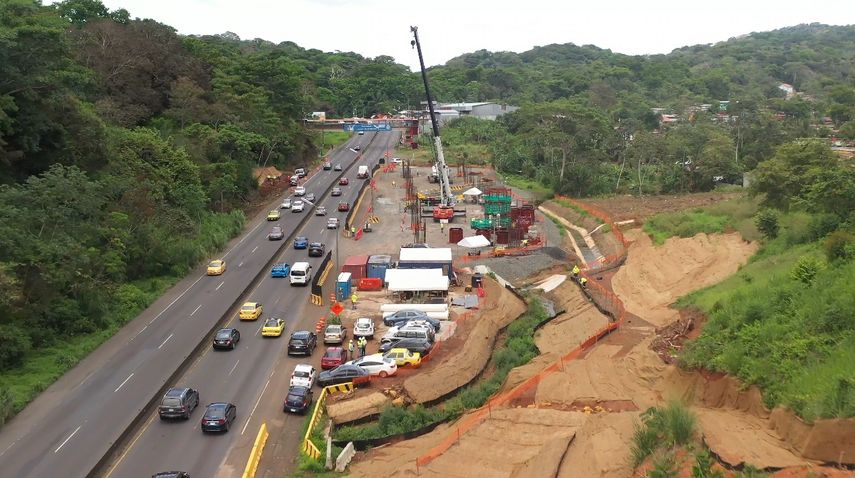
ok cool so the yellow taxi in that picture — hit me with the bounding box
[239,302,263,320]
[267,210,280,221]
[207,259,226,276]
[261,317,286,337]
[383,348,421,367]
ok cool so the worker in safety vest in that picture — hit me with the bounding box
[350,293,358,310]
[358,336,367,357]
[347,339,355,359]
[580,277,588,288]
[572,264,580,278]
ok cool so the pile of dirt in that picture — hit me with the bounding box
[326,391,390,425]
[612,229,757,327]
[402,278,526,403]
[556,412,639,477]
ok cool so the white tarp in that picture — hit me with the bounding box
[385,268,449,292]
[457,235,490,248]
[462,187,483,196]
[399,247,452,263]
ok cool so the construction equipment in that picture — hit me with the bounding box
[410,26,454,222]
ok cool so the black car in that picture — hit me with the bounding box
[378,337,434,356]
[308,242,325,257]
[287,331,317,356]
[200,402,236,433]
[153,473,190,478]
[212,328,240,350]
[158,387,200,420]
[383,312,440,331]
[317,364,370,388]
[284,386,314,414]
[268,226,284,241]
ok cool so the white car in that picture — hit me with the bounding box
[315,206,327,216]
[353,317,375,339]
[392,157,403,164]
[327,218,339,229]
[294,186,306,196]
[290,364,316,388]
[292,200,305,212]
[280,198,291,209]
[346,354,397,378]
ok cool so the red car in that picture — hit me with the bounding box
[339,177,349,186]
[321,347,347,370]
[338,202,350,212]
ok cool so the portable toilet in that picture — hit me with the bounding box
[367,255,392,281]
[336,272,352,301]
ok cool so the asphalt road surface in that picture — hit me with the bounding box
[0,131,396,478]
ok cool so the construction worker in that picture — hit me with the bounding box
[358,336,367,357]
[350,292,358,310]
[347,339,354,359]
[580,277,588,289]
[572,264,580,278]
[350,226,356,236]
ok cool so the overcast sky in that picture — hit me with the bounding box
[94,0,854,71]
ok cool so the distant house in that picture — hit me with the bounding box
[660,114,679,124]
[439,102,519,120]
[778,83,796,99]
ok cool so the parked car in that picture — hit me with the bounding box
[378,337,434,356]
[327,218,340,229]
[305,192,316,202]
[153,472,190,478]
[289,175,299,186]
[212,328,240,350]
[158,387,200,420]
[268,226,284,240]
[316,364,370,388]
[315,206,327,216]
[294,186,306,196]
[383,309,429,327]
[287,331,317,356]
[206,259,226,276]
[392,157,403,164]
[324,324,347,344]
[338,202,350,212]
[295,168,307,178]
[271,263,290,278]
[283,386,314,414]
[323,162,332,170]
[200,402,236,433]
[293,236,308,249]
[291,200,305,212]
[308,242,325,257]
[334,164,342,171]
[406,319,441,334]
[339,177,349,185]
[280,198,291,209]
[384,348,422,367]
[353,317,375,339]
[261,317,286,337]
[357,131,364,136]
[321,347,348,370]
[331,187,342,196]
[266,210,280,221]
[380,325,434,344]
[345,354,397,378]
[239,302,262,320]
[290,364,316,389]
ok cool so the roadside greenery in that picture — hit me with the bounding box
[333,298,548,442]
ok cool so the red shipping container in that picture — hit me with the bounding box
[358,277,383,291]
[448,227,464,244]
[342,255,369,283]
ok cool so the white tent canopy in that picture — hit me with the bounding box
[457,235,491,248]
[462,187,483,196]
[385,268,449,292]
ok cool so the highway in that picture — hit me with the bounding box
[0,131,396,478]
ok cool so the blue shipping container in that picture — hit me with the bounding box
[367,255,392,281]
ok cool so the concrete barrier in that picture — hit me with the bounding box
[241,422,269,478]
[335,442,356,472]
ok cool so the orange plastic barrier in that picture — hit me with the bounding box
[357,277,383,291]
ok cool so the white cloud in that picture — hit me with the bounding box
[92,0,855,71]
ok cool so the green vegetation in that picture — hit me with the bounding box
[317,131,351,152]
[334,298,548,442]
[631,402,698,467]
[501,174,554,198]
[673,139,855,420]
[641,197,760,245]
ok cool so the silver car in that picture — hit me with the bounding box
[315,206,327,216]
[280,198,291,209]
[324,324,347,344]
[327,218,339,229]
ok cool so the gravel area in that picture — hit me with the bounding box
[469,249,566,286]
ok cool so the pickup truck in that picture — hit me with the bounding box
[271,263,291,278]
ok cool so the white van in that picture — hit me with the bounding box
[290,262,312,286]
[357,165,369,179]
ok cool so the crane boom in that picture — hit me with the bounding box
[410,26,454,206]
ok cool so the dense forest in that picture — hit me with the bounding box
[0,0,853,421]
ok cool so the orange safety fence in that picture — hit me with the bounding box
[415,197,630,470]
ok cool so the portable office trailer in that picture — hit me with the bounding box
[397,247,453,276]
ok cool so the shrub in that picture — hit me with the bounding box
[631,403,697,466]
[754,209,779,239]
[808,213,840,240]
[0,324,32,370]
[790,255,824,284]
[824,231,855,262]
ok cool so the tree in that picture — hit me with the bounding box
[751,139,838,211]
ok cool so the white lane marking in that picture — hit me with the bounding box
[215,281,225,291]
[190,304,202,317]
[251,246,258,254]
[255,325,263,336]
[133,324,148,340]
[114,373,134,393]
[0,439,18,457]
[238,262,244,268]
[158,334,174,350]
[228,360,240,376]
[54,425,82,453]
[241,379,271,435]
[149,274,204,325]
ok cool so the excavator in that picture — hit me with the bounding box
[411,26,455,223]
